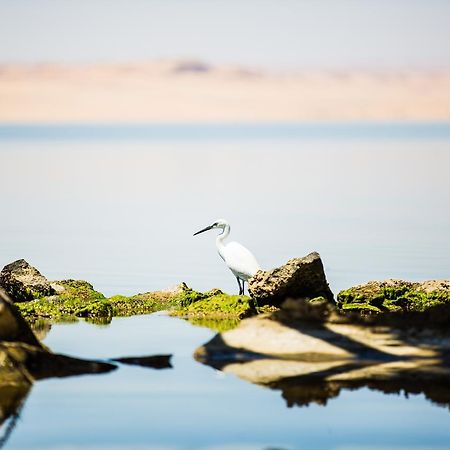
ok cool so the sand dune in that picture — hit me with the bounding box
[0,61,449,122]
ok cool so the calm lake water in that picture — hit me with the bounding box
[1,123,450,449]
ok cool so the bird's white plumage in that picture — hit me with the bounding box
[193,219,261,294]
[218,241,260,281]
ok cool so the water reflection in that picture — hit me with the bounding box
[205,357,450,410]
[3,313,450,449]
[113,354,173,369]
[195,310,450,411]
[0,384,30,448]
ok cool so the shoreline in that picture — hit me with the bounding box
[1,61,450,123]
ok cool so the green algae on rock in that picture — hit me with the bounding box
[109,291,183,317]
[170,287,256,322]
[16,288,178,323]
[16,279,111,322]
[15,280,255,326]
[337,279,450,314]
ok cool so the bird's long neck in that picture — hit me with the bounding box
[216,224,230,255]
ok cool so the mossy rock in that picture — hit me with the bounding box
[75,300,113,319]
[15,280,258,329]
[172,290,256,320]
[16,279,110,322]
[337,279,450,314]
[57,280,106,302]
[109,292,179,317]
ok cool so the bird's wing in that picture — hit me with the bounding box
[222,241,261,280]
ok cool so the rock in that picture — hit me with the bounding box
[0,259,55,302]
[113,354,172,369]
[195,296,450,364]
[337,279,450,314]
[170,287,255,321]
[0,289,42,347]
[197,314,409,362]
[50,282,66,294]
[159,282,189,295]
[248,252,334,305]
[194,305,450,410]
[1,287,116,384]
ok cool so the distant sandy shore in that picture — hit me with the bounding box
[0,61,449,122]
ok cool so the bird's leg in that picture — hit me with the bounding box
[242,280,246,295]
[236,277,243,295]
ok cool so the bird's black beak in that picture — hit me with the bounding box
[193,225,213,236]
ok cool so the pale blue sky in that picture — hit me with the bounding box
[0,0,449,69]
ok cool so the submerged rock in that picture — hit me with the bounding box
[248,252,334,306]
[337,279,450,314]
[0,259,56,302]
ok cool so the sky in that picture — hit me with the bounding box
[0,0,450,70]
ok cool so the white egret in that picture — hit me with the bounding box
[193,219,260,295]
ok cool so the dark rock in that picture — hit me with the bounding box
[113,354,172,369]
[0,289,42,348]
[0,259,55,302]
[1,288,116,378]
[248,252,334,306]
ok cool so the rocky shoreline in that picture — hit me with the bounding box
[1,254,450,424]
[1,257,449,328]
[1,256,449,327]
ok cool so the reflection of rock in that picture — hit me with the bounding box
[0,260,55,302]
[195,302,450,410]
[0,341,116,381]
[248,252,334,305]
[0,383,30,428]
[0,382,31,448]
[210,357,450,409]
[31,320,52,341]
[113,354,172,369]
[0,340,116,447]
[1,288,116,378]
[0,287,117,442]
